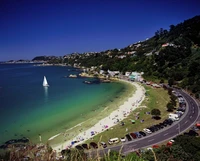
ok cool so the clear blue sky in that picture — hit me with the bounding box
[0,0,200,61]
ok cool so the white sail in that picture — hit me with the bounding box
[43,76,49,87]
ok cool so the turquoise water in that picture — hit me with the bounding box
[0,64,128,144]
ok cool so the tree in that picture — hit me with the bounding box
[166,102,174,111]
[169,24,175,32]
[151,109,161,119]
[63,149,87,161]
[160,79,164,84]
[125,152,146,161]
[195,93,200,99]
[170,145,192,161]
[168,78,174,87]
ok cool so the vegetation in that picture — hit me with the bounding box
[25,15,200,160]
[85,85,170,144]
[141,135,200,161]
[1,135,200,161]
[50,15,200,98]
[151,109,161,119]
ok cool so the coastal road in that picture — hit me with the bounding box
[88,89,200,157]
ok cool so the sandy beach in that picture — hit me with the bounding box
[50,80,146,152]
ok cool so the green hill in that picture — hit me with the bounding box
[59,15,200,98]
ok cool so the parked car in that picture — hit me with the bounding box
[108,138,119,144]
[125,134,132,141]
[154,125,161,130]
[159,123,166,128]
[130,133,137,139]
[148,126,156,132]
[143,128,152,134]
[134,132,142,138]
[163,119,173,125]
[191,126,200,131]
[120,137,126,142]
[89,142,98,149]
[139,131,146,137]
[100,142,107,148]
[152,145,159,148]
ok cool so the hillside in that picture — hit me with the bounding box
[47,15,200,98]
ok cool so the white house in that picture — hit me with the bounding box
[108,70,120,77]
[162,43,175,47]
[100,70,105,75]
[125,72,131,77]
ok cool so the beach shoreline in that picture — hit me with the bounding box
[49,79,146,153]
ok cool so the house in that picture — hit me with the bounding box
[127,51,136,55]
[162,43,175,47]
[145,52,152,56]
[125,72,131,77]
[152,84,161,88]
[107,70,120,77]
[100,70,105,75]
[135,44,141,48]
[118,55,126,59]
[129,72,143,81]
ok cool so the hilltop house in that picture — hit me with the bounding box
[162,43,175,47]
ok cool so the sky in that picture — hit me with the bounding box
[0,0,200,61]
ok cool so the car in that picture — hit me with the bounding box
[120,137,126,142]
[156,124,162,130]
[134,132,142,138]
[163,119,173,125]
[108,138,119,144]
[152,145,159,148]
[82,143,90,149]
[125,134,132,141]
[143,128,152,134]
[177,107,185,112]
[148,126,156,132]
[89,142,98,149]
[159,123,165,128]
[191,126,200,131]
[100,142,107,148]
[147,147,153,151]
[75,145,84,150]
[130,133,137,139]
[139,131,146,136]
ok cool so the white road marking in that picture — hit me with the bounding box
[190,116,193,119]
[163,133,168,136]
[148,139,154,142]
[185,120,188,124]
[192,111,195,113]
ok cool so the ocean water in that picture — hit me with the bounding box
[0,64,129,144]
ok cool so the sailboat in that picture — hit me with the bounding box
[43,76,49,87]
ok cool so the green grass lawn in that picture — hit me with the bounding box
[84,84,171,147]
